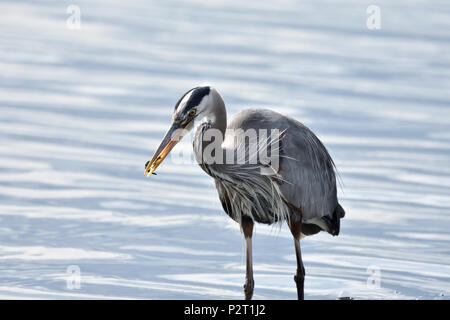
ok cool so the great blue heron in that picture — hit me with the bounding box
[144,86,345,300]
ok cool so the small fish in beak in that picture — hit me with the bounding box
[144,122,187,177]
[144,161,157,175]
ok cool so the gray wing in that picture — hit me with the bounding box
[227,108,339,226]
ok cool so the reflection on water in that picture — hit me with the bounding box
[0,0,449,299]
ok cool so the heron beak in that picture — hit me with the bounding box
[144,122,184,177]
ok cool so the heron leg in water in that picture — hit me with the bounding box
[241,216,254,300]
[289,219,305,300]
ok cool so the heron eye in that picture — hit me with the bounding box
[188,109,196,117]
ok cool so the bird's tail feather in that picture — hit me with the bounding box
[336,203,345,218]
[321,203,345,236]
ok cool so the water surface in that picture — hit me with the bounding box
[0,0,449,299]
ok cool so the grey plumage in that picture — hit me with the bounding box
[192,91,343,234]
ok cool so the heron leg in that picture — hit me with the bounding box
[241,216,254,300]
[289,219,305,300]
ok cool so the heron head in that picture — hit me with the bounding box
[144,86,213,176]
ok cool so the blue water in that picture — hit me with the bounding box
[0,0,449,299]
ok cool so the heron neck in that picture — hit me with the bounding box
[206,93,227,136]
[193,97,228,172]
[193,92,228,173]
